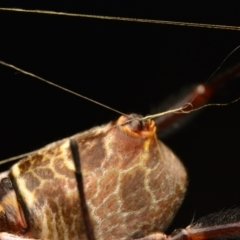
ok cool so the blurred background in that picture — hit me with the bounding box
[0,0,240,234]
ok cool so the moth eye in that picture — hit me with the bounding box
[1,178,13,190]
[129,118,143,132]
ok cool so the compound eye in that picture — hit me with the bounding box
[0,177,28,232]
[116,114,156,138]
[1,178,13,190]
[129,118,143,132]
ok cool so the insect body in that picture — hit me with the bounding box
[0,60,240,240]
[1,5,240,240]
[0,112,187,239]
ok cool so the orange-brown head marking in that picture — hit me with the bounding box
[3,114,187,240]
[116,114,156,138]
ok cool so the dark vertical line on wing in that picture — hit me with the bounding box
[70,139,96,240]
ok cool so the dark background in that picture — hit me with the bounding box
[0,0,240,235]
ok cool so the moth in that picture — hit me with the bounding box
[0,3,240,240]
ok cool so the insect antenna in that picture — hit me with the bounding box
[70,139,96,240]
[0,8,240,31]
[0,55,239,165]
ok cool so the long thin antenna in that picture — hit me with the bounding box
[0,8,240,31]
[0,60,126,116]
[0,150,39,165]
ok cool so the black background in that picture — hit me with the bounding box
[0,0,240,235]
